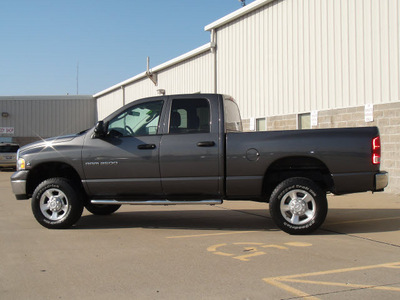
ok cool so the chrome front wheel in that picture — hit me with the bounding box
[32,178,83,229]
[39,188,69,221]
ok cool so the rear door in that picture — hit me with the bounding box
[159,96,222,198]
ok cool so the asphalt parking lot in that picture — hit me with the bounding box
[1,171,400,299]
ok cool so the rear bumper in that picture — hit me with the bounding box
[375,171,388,191]
[331,171,388,194]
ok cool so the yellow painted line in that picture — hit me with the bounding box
[284,242,312,247]
[214,251,234,257]
[207,244,235,257]
[326,216,400,226]
[263,278,320,300]
[386,265,400,269]
[233,242,264,246]
[262,244,288,250]
[286,278,400,292]
[233,251,266,262]
[275,261,400,279]
[166,231,258,239]
[207,243,226,252]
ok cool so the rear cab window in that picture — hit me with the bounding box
[223,96,243,132]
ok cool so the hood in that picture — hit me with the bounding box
[19,131,86,153]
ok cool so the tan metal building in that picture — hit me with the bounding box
[0,95,96,146]
[94,0,400,193]
[95,44,215,120]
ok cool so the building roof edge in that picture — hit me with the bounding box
[204,0,275,31]
[94,43,212,98]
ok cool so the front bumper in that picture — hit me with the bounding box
[10,170,29,200]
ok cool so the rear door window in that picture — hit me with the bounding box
[169,99,210,134]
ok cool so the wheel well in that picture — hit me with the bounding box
[263,156,333,201]
[26,162,84,197]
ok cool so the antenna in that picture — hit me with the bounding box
[238,0,246,7]
[76,62,79,95]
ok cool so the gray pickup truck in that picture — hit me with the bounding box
[11,94,388,234]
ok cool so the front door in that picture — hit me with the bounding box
[82,100,164,198]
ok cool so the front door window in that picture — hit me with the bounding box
[108,101,163,137]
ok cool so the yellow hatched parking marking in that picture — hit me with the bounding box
[263,262,400,299]
[263,278,320,300]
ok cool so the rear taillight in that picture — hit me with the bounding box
[372,136,381,165]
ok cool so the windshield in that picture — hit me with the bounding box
[0,145,19,153]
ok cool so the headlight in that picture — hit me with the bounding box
[17,158,26,170]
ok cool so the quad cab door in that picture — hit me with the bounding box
[82,99,165,198]
[159,95,223,198]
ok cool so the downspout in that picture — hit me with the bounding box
[211,29,217,93]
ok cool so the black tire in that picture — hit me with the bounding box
[31,178,84,229]
[84,203,121,215]
[269,177,328,235]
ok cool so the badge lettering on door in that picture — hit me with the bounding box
[85,161,118,166]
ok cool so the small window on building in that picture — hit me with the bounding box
[256,118,266,131]
[298,113,311,129]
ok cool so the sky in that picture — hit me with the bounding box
[0,0,255,96]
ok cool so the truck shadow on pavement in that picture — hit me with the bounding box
[322,208,400,234]
[76,208,400,235]
[77,209,278,231]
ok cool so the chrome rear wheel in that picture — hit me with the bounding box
[269,177,327,235]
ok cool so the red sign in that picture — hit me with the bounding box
[0,127,14,135]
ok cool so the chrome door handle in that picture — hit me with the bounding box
[137,144,156,150]
[197,141,215,147]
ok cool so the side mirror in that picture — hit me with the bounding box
[93,121,106,138]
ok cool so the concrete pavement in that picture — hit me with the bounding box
[1,171,400,299]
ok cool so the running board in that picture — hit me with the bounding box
[90,199,223,206]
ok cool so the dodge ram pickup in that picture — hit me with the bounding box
[11,94,388,234]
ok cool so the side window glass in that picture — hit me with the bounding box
[108,101,163,137]
[224,98,243,132]
[169,99,210,134]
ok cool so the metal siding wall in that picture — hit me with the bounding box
[97,90,124,120]
[95,51,214,115]
[216,0,400,119]
[124,77,157,104]
[0,98,96,137]
[158,51,214,95]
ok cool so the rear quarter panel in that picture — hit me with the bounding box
[225,127,380,198]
